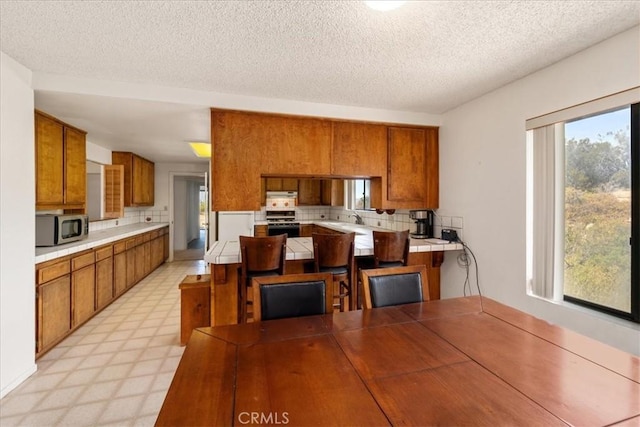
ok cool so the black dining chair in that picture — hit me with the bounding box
[252,272,334,321]
[360,264,430,309]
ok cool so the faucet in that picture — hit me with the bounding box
[350,212,364,225]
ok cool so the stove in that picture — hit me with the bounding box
[265,191,299,237]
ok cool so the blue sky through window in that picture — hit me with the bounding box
[565,107,630,143]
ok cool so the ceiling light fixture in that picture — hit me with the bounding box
[188,142,211,158]
[364,1,406,11]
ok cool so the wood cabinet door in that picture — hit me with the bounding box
[331,122,387,176]
[72,264,96,327]
[281,178,298,191]
[112,152,133,206]
[152,236,164,268]
[126,248,136,288]
[143,159,155,205]
[132,155,146,205]
[104,165,124,218]
[387,127,427,204]
[212,111,263,211]
[37,275,71,353]
[114,251,128,296]
[35,113,64,206]
[95,256,114,311]
[134,244,146,283]
[300,224,313,237]
[321,179,344,206]
[64,126,86,206]
[143,241,152,277]
[163,231,169,261]
[254,225,268,237]
[298,179,322,205]
[424,128,439,209]
[265,178,283,191]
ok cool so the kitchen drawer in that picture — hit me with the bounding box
[95,245,113,261]
[37,259,70,285]
[72,251,95,271]
[125,237,138,250]
[113,241,127,254]
[135,235,145,246]
[151,229,160,239]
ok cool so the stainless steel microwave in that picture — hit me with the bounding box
[36,214,89,247]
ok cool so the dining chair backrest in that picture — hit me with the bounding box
[312,232,355,270]
[252,272,334,321]
[372,230,410,268]
[239,234,287,276]
[361,265,430,309]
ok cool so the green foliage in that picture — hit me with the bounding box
[564,129,631,312]
[565,130,630,191]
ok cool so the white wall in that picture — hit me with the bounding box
[439,26,640,354]
[86,140,112,164]
[173,179,188,250]
[0,52,37,398]
[153,162,208,211]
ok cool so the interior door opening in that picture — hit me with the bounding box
[173,174,207,261]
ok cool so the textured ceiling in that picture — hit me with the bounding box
[1,1,639,162]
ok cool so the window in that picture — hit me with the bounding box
[347,179,372,210]
[527,89,639,322]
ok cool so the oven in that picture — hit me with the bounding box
[267,222,300,237]
[265,191,299,237]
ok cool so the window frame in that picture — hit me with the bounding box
[527,90,639,323]
[347,179,373,211]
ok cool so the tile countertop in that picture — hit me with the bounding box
[205,221,463,265]
[36,222,170,264]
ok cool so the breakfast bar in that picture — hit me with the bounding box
[203,221,463,326]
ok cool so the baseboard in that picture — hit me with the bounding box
[0,363,37,399]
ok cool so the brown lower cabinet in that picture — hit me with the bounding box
[72,251,96,327]
[35,226,169,358]
[95,245,114,311]
[114,241,127,296]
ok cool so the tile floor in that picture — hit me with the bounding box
[0,260,207,427]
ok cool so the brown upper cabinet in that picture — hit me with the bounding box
[111,152,155,207]
[211,109,438,211]
[265,178,298,192]
[331,121,387,177]
[212,109,332,211]
[103,164,125,218]
[35,111,87,211]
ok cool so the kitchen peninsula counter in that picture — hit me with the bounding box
[203,221,463,326]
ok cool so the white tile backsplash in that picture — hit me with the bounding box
[88,208,169,233]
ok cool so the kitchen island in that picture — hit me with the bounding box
[203,221,463,326]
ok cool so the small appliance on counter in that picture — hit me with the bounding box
[36,214,89,246]
[409,210,434,239]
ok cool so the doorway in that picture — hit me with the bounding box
[172,174,207,261]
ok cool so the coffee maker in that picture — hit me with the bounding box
[409,210,434,239]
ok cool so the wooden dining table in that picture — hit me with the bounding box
[156,296,640,426]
